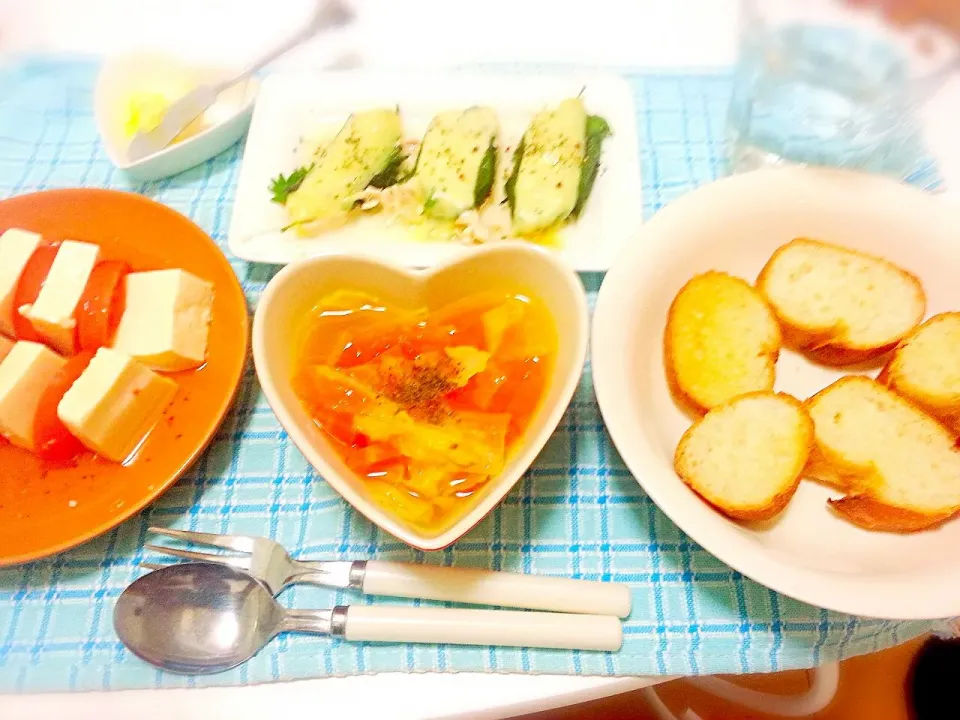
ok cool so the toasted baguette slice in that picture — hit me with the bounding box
[665,271,780,413]
[675,392,812,521]
[757,238,925,366]
[879,312,960,435]
[804,376,960,532]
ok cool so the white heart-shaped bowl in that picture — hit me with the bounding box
[94,52,258,181]
[253,243,589,550]
[593,166,960,619]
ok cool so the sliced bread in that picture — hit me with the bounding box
[757,238,925,366]
[804,376,960,532]
[665,271,781,413]
[675,392,813,521]
[879,312,960,435]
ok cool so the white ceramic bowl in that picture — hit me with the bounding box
[593,166,960,619]
[94,53,258,181]
[253,243,589,550]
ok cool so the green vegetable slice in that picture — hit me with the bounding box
[368,146,407,189]
[473,141,497,207]
[571,115,611,218]
[503,137,524,214]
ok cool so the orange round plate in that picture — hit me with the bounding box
[0,189,248,566]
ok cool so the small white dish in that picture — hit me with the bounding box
[94,53,259,182]
[593,166,960,619]
[253,243,589,550]
[228,71,643,270]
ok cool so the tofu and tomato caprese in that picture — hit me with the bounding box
[0,227,215,464]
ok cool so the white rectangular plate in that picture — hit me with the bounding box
[228,71,643,271]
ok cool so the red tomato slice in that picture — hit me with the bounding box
[12,243,59,342]
[295,366,378,417]
[428,291,506,349]
[334,311,457,367]
[336,323,409,367]
[315,411,369,449]
[442,358,508,412]
[76,260,129,351]
[34,352,94,464]
[490,358,548,444]
[397,323,460,360]
[342,442,404,475]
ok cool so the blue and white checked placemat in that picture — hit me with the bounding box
[0,58,944,693]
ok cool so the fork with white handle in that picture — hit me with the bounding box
[144,527,632,618]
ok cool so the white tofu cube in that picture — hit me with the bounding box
[57,347,177,463]
[0,341,66,450]
[22,240,100,355]
[0,228,42,338]
[112,269,214,372]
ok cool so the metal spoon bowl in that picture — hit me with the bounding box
[114,562,330,674]
[114,562,623,674]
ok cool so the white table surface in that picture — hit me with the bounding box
[0,1,957,718]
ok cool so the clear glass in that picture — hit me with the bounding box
[728,0,958,177]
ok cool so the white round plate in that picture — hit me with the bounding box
[592,166,960,620]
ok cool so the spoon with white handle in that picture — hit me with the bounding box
[114,563,623,674]
[127,0,352,162]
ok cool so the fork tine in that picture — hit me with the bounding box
[144,544,251,570]
[148,527,257,553]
